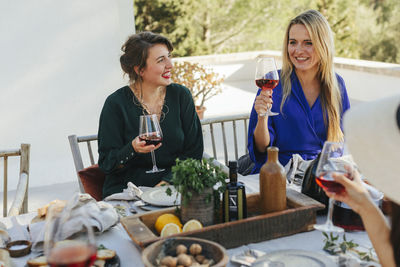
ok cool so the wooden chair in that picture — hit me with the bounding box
[68,134,104,201]
[201,113,250,173]
[68,112,250,197]
[0,144,30,217]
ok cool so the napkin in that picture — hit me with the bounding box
[7,216,30,241]
[0,222,9,248]
[30,193,118,253]
[104,182,143,201]
[284,154,314,189]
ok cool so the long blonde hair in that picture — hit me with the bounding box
[281,10,344,142]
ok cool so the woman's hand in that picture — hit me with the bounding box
[254,90,273,116]
[328,168,395,267]
[131,136,162,153]
[324,168,371,215]
[253,90,272,151]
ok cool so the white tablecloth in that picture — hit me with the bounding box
[1,174,376,266]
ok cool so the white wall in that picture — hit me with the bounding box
[0,0,134,190]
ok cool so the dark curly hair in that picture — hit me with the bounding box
[120,31,173,83]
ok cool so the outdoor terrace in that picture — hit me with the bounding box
[1,51,400,216]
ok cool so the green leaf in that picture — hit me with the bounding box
[171,158,227,207]
[321,232,376,262]
[165,187,172,196]
[340,242,347,253]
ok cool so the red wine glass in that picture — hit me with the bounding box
[313,141,349,233]
[44,196,97,267]
[255,56,279,116]
[139,114,164,173]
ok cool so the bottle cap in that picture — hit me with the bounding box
[228,161,238,169]
[267,146,279,152]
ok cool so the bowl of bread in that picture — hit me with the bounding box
[142,236,228,267]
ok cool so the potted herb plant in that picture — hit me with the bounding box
[171,61,224,119]
[166,158,227,226]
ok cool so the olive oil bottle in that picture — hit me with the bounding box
[222,161,247,222]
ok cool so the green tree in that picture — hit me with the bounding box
[315,0,360,59]
[357,0,400,63]
[134,0,400,63]
[134,0,195,56]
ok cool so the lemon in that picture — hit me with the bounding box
[182,219,203,232]
[155,213,182,234]
[160,223,182,237]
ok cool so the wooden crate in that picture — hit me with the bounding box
[120,188,324,249]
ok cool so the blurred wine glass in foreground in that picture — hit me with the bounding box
[313,141,350,233]
[44,198,96,267]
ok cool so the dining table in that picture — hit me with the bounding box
[1,174,379,267]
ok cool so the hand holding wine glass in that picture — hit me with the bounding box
[139,114,164,173]
[44,199,96,267]
[313,141,352,233]
[325,169,370,216]
[255,56,279,117]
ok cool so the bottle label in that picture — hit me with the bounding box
[228,188,242,221]
[237,189,243,220]
[228,189,238,213]
[223,184,247,222]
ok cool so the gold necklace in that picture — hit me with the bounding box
[131,83,168,121]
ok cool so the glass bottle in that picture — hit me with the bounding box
[259,147,286,213]
[222,161,247,222]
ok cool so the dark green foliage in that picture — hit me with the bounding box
[166,158,227,206]
[134,0,400,63]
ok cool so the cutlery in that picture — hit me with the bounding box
[123,201,137,214]
[133,200,146,207]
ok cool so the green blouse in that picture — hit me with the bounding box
[98,83,204,198]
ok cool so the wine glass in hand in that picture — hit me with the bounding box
[313,141,350,233]
[139,114,164,173]
[255,56,279,116]
[44,201,97,267]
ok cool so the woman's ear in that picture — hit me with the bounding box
[134,66,140,76]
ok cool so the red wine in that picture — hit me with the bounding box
[255,79,279,90]
[48,244,97,267]
[316,175,344,193]
[333,201,365,231]
[139,135,162,146]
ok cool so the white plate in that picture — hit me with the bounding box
[140,186,181,206]
[252,249,336,267]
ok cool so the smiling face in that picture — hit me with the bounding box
[288,24,319,74]
[139,44,173,88]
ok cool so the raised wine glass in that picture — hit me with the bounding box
[255,56,280,117]
[313,141,350,233]
[139,114,164,173]
[44,197,97,267]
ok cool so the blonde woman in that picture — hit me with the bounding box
[248,9,350,173]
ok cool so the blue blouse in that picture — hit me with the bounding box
[248,71,350,173]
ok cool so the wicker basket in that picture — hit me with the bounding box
[181,187,214,226]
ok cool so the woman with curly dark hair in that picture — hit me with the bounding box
[98,32,203,198]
